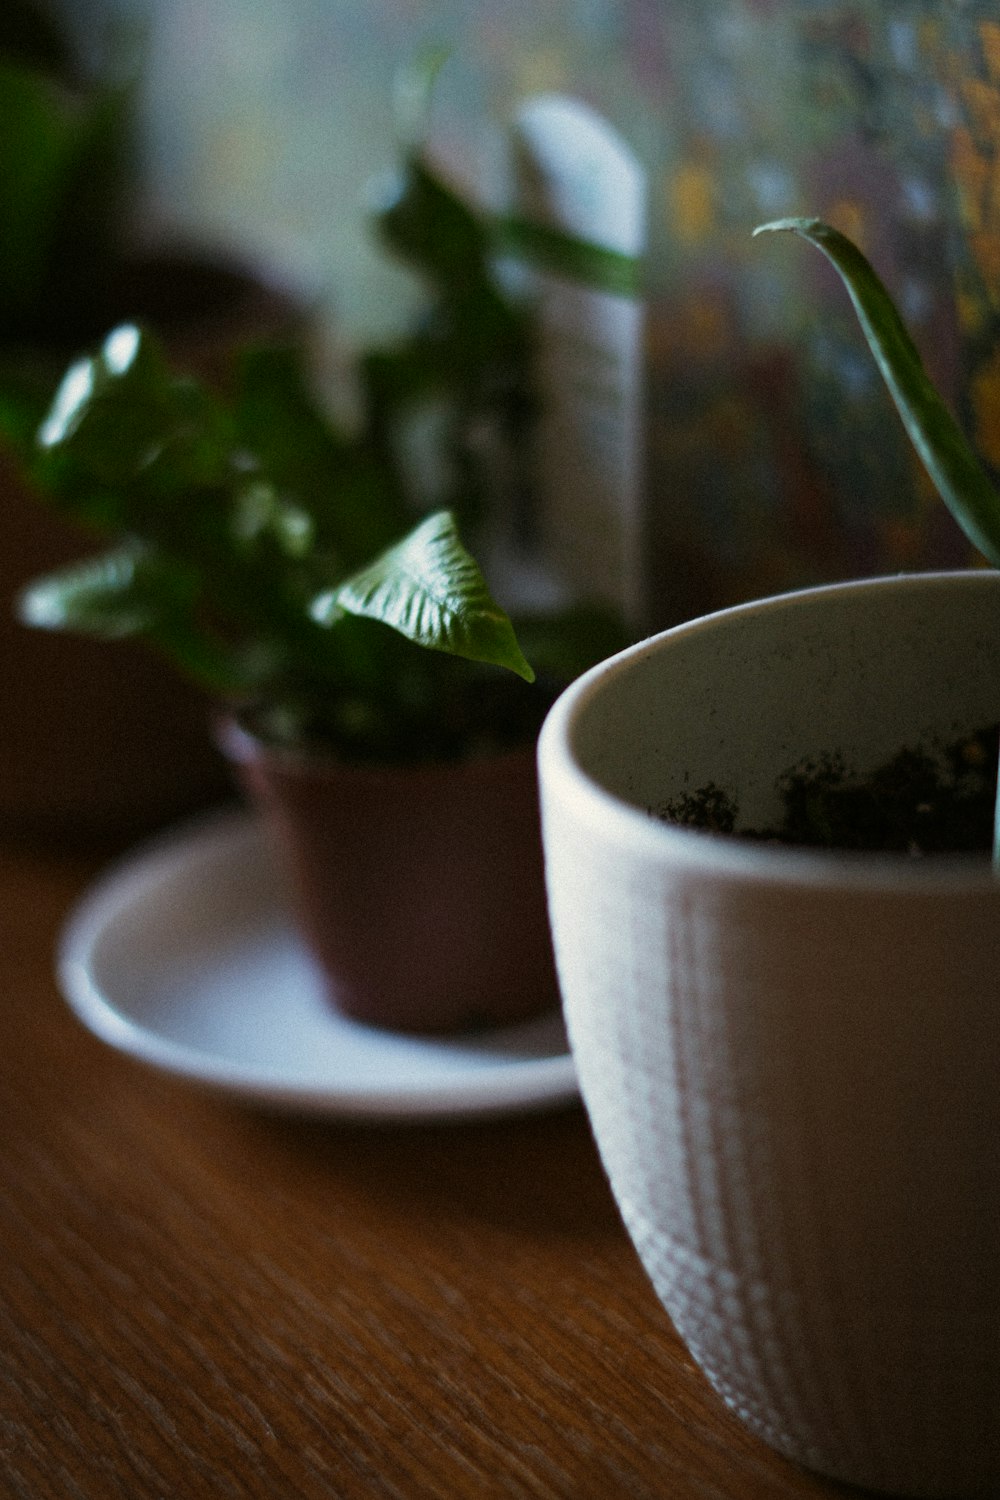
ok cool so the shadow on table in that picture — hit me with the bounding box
[233,1099,622,1241]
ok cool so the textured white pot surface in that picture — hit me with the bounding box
[538,572,1000,1497]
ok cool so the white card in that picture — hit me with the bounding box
[506,95,646,629]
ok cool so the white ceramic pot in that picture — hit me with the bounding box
[538,572,1000,1498]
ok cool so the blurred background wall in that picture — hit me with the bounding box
[51,0,1000,625]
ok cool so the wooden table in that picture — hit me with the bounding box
[0,829,864,1499]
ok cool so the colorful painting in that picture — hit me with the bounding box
[641,2,1000,621]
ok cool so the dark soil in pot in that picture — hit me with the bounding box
[661,723,1000,856]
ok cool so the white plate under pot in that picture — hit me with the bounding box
[58,810,577,1122]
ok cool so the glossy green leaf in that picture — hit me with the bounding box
[754,218,1000,568]
[17,543,264,695]
[39,324,182,480]
[33,323,235,544]
[312,510,535,681]
[14,60,629,757]
[17,544,162,638]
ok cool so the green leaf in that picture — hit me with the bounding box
[142,617,274,699]
[392,45,450,153]
[0,62,77,316]
[39,324,177,479]
[17,544,162,638]
[754,217,1000,568]
[17,543,265,696]
[233,344,408,563]
[311,510,535,681]
[33,323,234,539]
[375,154,495,298]
[492,215,642,297]
[231,479,313,557]
[756,216,1000,873]
[0,28,133,341]
[44,79,132,311]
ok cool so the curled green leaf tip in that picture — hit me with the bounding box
[753,215,1000,573]
[752,217,823,238]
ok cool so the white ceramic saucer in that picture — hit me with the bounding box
[58,809,578,1122]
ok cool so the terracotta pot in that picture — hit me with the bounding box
[0,251,307,843]
[538,571,1000,1497]
[219,717,560,1034]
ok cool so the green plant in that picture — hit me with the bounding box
[15,80,623,763]
[755,216,1000,865]
[0,0,132,347]
[0,0,136,463]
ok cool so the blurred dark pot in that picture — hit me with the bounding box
[218,716,560,1035]
[0,250,308,843]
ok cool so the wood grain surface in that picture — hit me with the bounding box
[0,836,865,1499]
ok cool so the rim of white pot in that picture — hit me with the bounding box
[538,571,1000,894]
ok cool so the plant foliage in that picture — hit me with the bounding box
[0,0,133,349]
[755,216,1000,864]
[16,71,625,761]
